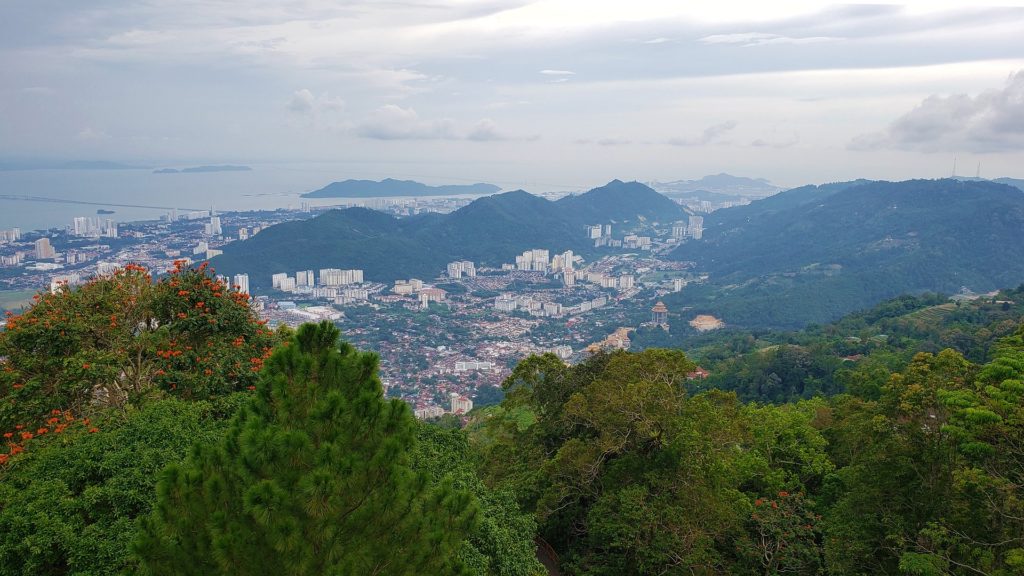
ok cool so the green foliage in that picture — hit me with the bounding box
[413,424,545,576]
[135,322,480,576]
[0,398,231,576]
[473,348,837,575]
[0,261,278,435]
[668,179,1024,328]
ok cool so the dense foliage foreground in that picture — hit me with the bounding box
[3,267,1024,575]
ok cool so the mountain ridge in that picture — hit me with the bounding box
[301,178,502,198]
[212,180,680,288]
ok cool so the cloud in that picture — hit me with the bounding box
[287,89,344,114]
[287,89,315,113]
[698,32,841,47]
[850,70,1024,153]
[539,69,575,76]
[668,121,737,146]
[466,118,510,141]
[597,137,631,146]
[356,105,458,140]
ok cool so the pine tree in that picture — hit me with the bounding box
[135,321,479,575]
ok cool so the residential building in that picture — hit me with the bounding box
[33,238,55,259]
[318,268,363,286]
[233,273,250,295]
[450,392,473,415]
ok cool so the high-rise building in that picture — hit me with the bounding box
[271,272,289,289]
[73,217,90,236]
[688,215,704,240]
[318,268,364,286]
[446,260,476,279]
[587,225,602,239]
[450,392,473,415]
[207,216,222,236]
[233,273,250,295]
[34,238,55,259]
[193,241,209,255]
[618,274,635,289]
[296,270,314,287]
[0,228,20,243]
[238,227,249,240]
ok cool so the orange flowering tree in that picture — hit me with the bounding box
[0,260,279,458]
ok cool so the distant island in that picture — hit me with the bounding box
[301,178,502,199]
[651,173,782,198]
[96,209,115,215]
[153,165,253,174]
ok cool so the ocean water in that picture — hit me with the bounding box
[0,163,376,232]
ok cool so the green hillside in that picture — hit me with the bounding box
[212,181,678,288]
[667,179,1024,328]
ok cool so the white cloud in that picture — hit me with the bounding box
[668,121,737,146]
[287,88,316,113]
[850,70,1024,153]
[466,118,509,141]
[539,69,575,76]
[699,32,841,47]
[356,105,458,140]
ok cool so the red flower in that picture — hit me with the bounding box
[754,499,764,507]
[778,491,790,498]
[247,385,256,391]
[82,363,91,369]
[88,428,99,434]
[2,432,12,439]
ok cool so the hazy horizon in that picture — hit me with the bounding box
[2,1,1024,189]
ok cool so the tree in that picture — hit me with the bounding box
[135,322,479,576]
[0,397,235,576]
[0,261,278,438]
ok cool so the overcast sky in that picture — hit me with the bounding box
[1,0,1023,188]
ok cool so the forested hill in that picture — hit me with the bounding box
[666,179,1024,328]
[555,179,690,223]
[301,178,501,198]
[212,181,680,288]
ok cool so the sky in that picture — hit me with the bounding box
[1,0,1023,189]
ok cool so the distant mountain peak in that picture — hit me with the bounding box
[651,173,781,198]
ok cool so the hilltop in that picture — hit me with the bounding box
[555,179,689,223]
[301,178,501,198]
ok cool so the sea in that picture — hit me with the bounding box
[0,163,520,233]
